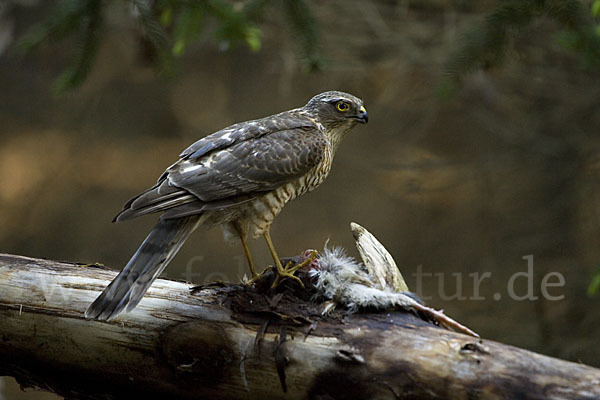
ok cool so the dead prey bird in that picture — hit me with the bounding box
[306,223,479,338]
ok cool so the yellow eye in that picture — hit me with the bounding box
[336,101,350,112]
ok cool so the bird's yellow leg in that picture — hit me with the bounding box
[270,249,319,288]
[263,231,304,288]
[233,221,259,279]
[239,232,259,279]
[286,250,319,274]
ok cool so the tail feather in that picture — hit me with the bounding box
[113,179,198,222]
[114,193,197,222]
[85,216,201,321]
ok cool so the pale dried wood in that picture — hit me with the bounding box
[1,253,599,400]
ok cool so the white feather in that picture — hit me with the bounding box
[312,244,480,337]
[312,246,418,313]
[179,160,203,174]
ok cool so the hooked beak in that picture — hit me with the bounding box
[355,105,368,124]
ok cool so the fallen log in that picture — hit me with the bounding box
[1,252,599,399]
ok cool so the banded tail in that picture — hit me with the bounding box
[85,216,201,320]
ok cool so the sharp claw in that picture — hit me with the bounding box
[287,250,319,274]
[245,266,273,286]
[271,271,304,289]
[271,256,311,289]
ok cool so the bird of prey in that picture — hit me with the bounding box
[85,90,368,320]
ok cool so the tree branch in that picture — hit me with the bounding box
[1,253,599,399]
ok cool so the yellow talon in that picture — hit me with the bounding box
[270,249,318,288]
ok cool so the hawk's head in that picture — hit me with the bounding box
[304,91,368,132]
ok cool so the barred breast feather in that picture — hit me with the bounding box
[243,143,334,238]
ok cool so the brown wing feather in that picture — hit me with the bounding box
[167,126,326,202]
[114,110,326,222]
[114,179,197,221]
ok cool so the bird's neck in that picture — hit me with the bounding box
[327,123,355,153]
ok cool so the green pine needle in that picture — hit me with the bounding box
[20,0,323,91]
[443,0,600,95]
[588,268,600,296]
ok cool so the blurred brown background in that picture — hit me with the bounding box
[1,0,600,398]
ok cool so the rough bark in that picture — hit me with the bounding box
[0,253,599,400]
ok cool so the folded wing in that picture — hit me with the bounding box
[114,114,326,222]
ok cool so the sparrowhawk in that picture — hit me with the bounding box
[85,91,368,320]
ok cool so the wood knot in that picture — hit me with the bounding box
[161,322,235,385]
[335,348,365,364]
[459,341,489,355]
